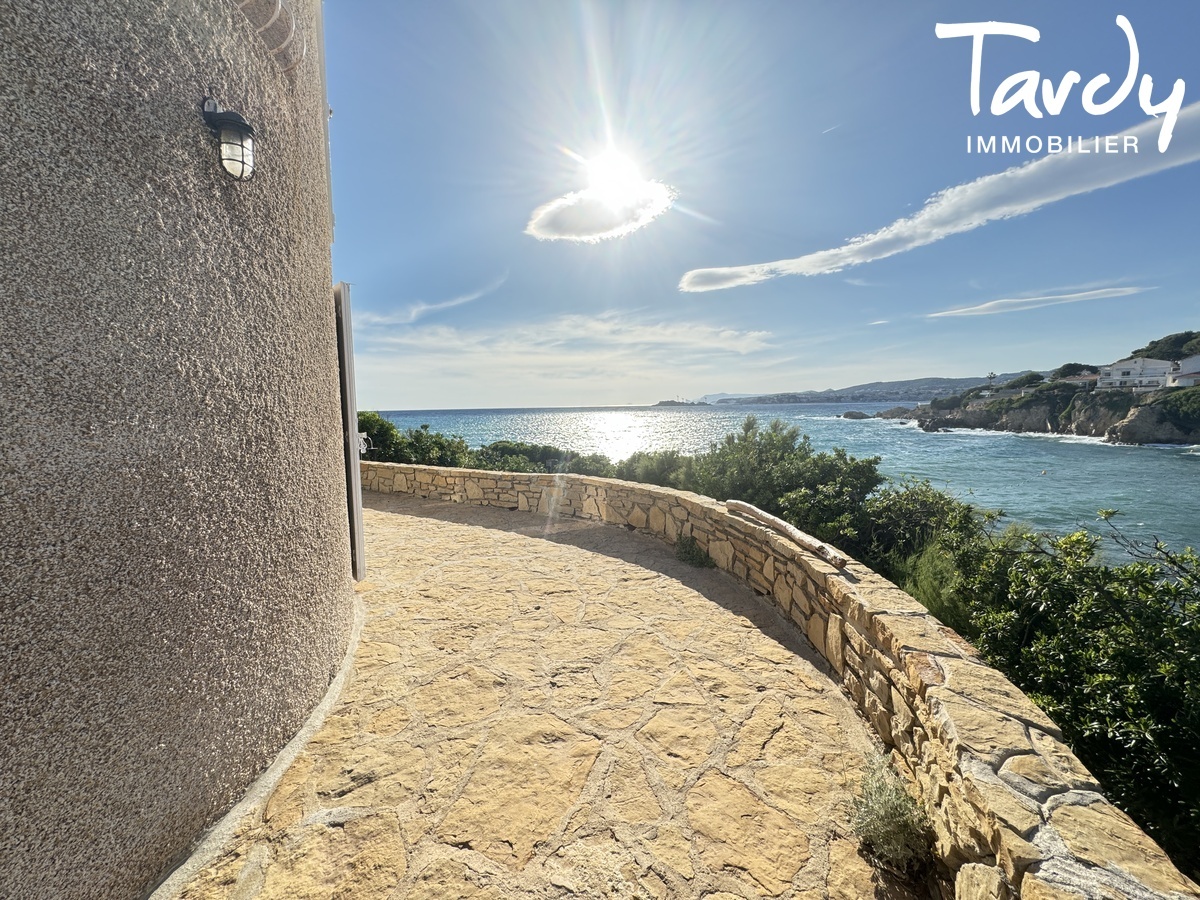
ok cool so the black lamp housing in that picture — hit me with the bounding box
[202,97,256,181]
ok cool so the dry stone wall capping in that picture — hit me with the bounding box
[361,462,1199,900]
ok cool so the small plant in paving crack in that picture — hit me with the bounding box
[849,752,934,877]
[675,535,715,568]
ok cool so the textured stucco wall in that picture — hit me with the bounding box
[0,2,354,897]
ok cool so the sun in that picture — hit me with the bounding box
[525,144,676,242]
[584,148,652,209]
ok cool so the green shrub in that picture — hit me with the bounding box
[928,394,961,410]
[470,440,563,472]
[1002,371,1045,390]
[561,453,615,477]
[1051,362,1098,380]
[1153,385,1200,431]
[849,752,932,874]
[357,411,405,463]
[777,448,883,550]
[614,449,693,489]
[861,478,979,565]
[469,441,614,476]
[690,416,811,515]
[1129,331,1200,361]
[674,534,715,567]
[395,423,471,466]
[901,541,976,639]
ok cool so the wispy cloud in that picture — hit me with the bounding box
[845,277,881,287]
[360,310,771,357]
[354,311,778,406]
[357,275,507,326]
[869,319,888,325]
[679,102,1200,292]
[929,285,1150,318]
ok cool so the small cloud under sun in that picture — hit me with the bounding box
[526,148,676,243]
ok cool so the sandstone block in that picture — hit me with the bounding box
[1047,796,1198,896]
[686,772,810,895]
[1017,873,1088,900]
[708,539,734,570]
[928,690,1035,769]
[648,824,693,880]
[954,863,1010,900]
[437,713,600,868]
[637,705,718,770]
[408,666,503,728]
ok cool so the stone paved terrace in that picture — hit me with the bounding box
[162,492,923,900]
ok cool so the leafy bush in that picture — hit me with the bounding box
[861,478,979,565]
[777,448,883,549]
[928,394,962,410]
[1051,362,1099,379]
[850,752,933,874]
[1153,385,1200,431]
[614,450,692,489]
[1129,330,1200,361]
[470,440,566,472]
[690,416,811,515]
[902,541,976,639]
[356,414,471,466]
[561,453,616,477]
[399,423,471,466]
[469,441,614,476]
[1002,371,1045,390]
[357,411,405,463]
[675,534,715,568]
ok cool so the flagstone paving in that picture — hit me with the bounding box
[170,492,923,899]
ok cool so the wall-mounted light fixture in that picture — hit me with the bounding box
[202,98,255,181]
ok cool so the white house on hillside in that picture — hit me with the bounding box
[1096,357,1175,391]
[1166,354,1200,388]
[1096,354,1200,391]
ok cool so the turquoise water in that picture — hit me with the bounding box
[380,403,1200,553]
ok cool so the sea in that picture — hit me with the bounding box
[379,403,1200,555]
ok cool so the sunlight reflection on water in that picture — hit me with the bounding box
[380,403,1200,552]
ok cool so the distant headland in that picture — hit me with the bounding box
[860,331,1200,446]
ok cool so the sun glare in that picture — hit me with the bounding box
[525,144,676,243]
[585,149,648,209]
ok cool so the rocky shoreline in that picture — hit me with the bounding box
[862,389,1200,445]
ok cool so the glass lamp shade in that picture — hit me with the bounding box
[218,126,255,180]
[202,98,256,181]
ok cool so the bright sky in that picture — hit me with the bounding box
[325,1,1200,410]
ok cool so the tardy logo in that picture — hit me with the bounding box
[936,16,1185,154]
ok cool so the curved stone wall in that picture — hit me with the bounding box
[361,462,1199,900]
[1,2,353,897]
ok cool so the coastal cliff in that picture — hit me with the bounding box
[882,385,1200,445]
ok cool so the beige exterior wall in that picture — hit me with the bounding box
[362,463,1199,899]
[1,2,354,897]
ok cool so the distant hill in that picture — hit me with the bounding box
[714,373,1034,405]
[696,392,763,403]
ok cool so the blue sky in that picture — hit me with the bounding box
[325,2,1200,410]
